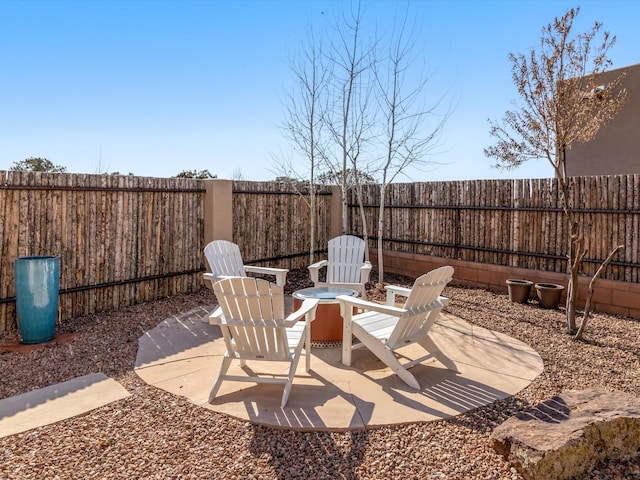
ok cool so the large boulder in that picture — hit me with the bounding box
[490,389,640,480]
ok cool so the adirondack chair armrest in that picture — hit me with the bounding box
[284,298,319,327]
[438,295,450,307]
[203,272,215,284]
[336,294,407,317]
[308,259,328,284]
[244,266,289,287]
[203,273,238,287]
[361,261,372,283]
[385,284,412,305]
[207,306,224,325]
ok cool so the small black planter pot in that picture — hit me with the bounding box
[506,279,533,303]
[535,283,565,309]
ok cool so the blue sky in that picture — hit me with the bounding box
[0,0,638,181]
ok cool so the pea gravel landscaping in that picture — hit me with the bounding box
[1,269,639,479]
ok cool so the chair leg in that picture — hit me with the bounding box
[281,338,306,408]
[418,335,459,373]
[341,305,354,366]
[373,345,421,390]
[281,377,294,409]
[304,311,312,372]
[352,325,420,390]
[281,382,292,409]
[208,356,233,403]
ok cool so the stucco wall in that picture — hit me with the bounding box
[565,63,640,176]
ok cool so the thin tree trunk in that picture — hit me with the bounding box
[354,180,369,262]
[377,184,386,284]
[310,182,316,264]
[341,183,348,235]
[561,175,580,334]
[566,232,585,334]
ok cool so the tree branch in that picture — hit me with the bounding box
[574,244,624,340]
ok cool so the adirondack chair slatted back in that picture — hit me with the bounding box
[327,235,365,284]
[213,277,290,361]
[387,266,453,349]
[205,240,247,278]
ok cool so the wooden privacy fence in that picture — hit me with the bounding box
[232,181,333,270]
[348,175,640,283]
[0,171,205,332]
[2,173,639,332]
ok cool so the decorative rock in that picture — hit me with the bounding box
[490,389,640,480]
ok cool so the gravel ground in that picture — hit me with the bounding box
[1,269,639,479]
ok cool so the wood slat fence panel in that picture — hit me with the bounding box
[3,172,639,332]
[0,171,205,332]
[231,181,332,271]
[348,175,640,283]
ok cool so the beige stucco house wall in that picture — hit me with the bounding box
[565,63,640,176]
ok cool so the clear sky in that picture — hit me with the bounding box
[0,0,638,182]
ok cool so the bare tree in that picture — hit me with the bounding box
[278,28,330,263]
[281,1,451,272]
[93,146,109,174]
[280,1,376,259]
[324,0,377,238]
[485,7,627,335]
[372,10,450,284]
[232,168,245,181]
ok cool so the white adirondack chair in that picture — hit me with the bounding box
[308,235,372,297]
[336,266,458,389]
[208,277,319,408]
[203,240,289,287]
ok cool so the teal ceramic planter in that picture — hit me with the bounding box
[14,256,60,344]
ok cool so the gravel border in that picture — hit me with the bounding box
[1,270,639,479]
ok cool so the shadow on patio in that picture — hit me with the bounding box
[134,302,544,431]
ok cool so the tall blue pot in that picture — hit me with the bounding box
[14,256,60,344]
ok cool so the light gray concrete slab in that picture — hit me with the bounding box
[135,307,544,430]
[0,373,130,438]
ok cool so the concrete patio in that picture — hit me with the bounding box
[134,305,543,430]
[0,299,543,436]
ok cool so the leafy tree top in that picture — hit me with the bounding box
[10,157,67,173]
[174,169,217,179]
[317,167,376,186]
